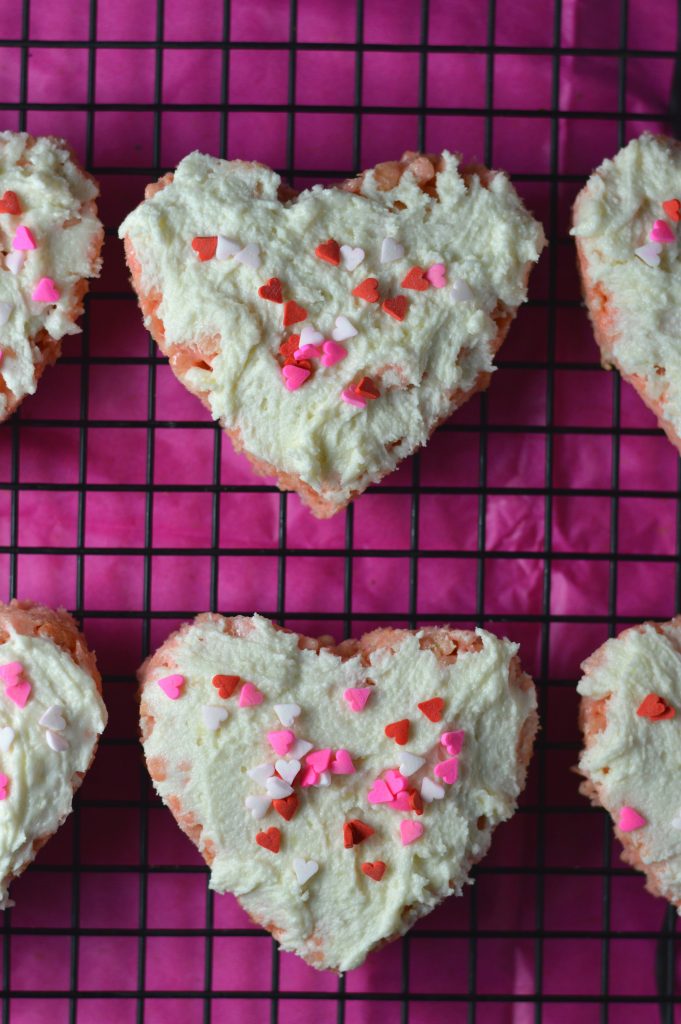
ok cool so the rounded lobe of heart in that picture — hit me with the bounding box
[258,277,283,303]
[157,674,184,700]
[283,300,308,327]
[315,238,341,266]
[267,729,295,756]
[384,719,410,745]
[361,860,386,881]
[352,277,380,303]
[239,681,264,706]
[418,697,445,723]
[191,236,217,261]
[636,693,675,720]
[32,277,60,304]
[426,263,446,288]
[273,793,299,821]
[332,316,358,341]
[401,266,429,291]
[321,341,347,368]
[400,819,424,846]
[433,757,459,784]
[0,190,21,215]
[330,748,355,774]
[256,827,281,853]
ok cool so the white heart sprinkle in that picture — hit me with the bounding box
[634,242,662,267]
[202,705,228,731]
[421,777,446,802]
[0,726,14,752]
[289,738,313,759]
[293,857,318,886]
[316,771,331,787]
[340,245,365,271]
[0,302,12,327]
[247,762,275,786]
[39,706,66,732]
[216,236,241,260]
[275,758,301,785]
[332,315,358,342]
[5,251,24,275]
[234,242,260,269]
[299,324,324,347]
[245,794,271,820]
[451,278,473,302]
[399,751,426,777]
[380,237,404,264]
[46,730,69,752]
[273,703,301,727]
[266,775,294,799]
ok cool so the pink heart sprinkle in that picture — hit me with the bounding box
[0,773,8,800]
[368,778,394,804]
[385,769,408,795]
[341,387,366,408]
[300,766,319,787]
[13,225,36,251]
[239,681,263,707]
[391,792,412,812]
[306,748,332,773]
[434,757,459,784]
[618,806,647,832]
[267,729,295,756]
[293,344,321,360]
[426,262,446,288]
[0,661,23,684]
[400,819,424,846]
[343,687,371,712]
[330,749,355,775]
[157,674,184,700]
[282,363,310,391]
[31,277,60,303]
[441,730,465,755]
[649,219,675,244]
[321,341,347,367]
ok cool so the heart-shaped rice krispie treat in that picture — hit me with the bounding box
[572,133,681,451]
[139,613,537,971]
[0,132,103,420]
[0,599,107,908]
[578,617,681,910]
[120,150,545,517]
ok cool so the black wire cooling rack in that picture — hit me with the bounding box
[1,0,681,1021]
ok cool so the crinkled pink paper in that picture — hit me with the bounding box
[0,0,678,1021]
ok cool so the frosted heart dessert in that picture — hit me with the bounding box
[578,617,681,910]
[0,599,107,908]
[139,613,537,971]
[572,133,681,451]
[0,132,103,420]
[120,150,545,516]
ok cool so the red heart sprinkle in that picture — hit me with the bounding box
[258,277,283,303]
[362,861,386,881]
[283,300,307,327]
[212,674,240,699]
[382,295,408,322]
[352,278,380,303]
[0,191,21,215]
[255,827,281,853]
[409,789,424,815]
[662,199,681,223]
[636,693,675,720]
[279,335,300,360]
[418,697,444,722]
[385,719,410,745]
[315,239,341,266]
[273,794,298,821]
[191,236,218,261]
[401,266,429,291]
[355,376,380,400]
[343,819,375,848]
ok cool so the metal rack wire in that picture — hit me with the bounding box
[0,0,680,1021]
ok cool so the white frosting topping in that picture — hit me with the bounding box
[571,133,681,432]
[120,152,544,508]
[578,620,681,904]
[0,627,107,908]
[0,132,102,416]
[141,615,536,971]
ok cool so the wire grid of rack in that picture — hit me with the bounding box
[0,0,680,1021]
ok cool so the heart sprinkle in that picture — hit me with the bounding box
[299,324,324,348]
[275,758,301,785]
[361,860,386,881]
[344,687,371,712]
[381,295,408,322]
[239,682,264,707]
[46,730,69,752]
[662,198,681,222]
[300,765,319,787]
[0,191,21,215]
[212,674,240,699]
[283,300,307,327]
[352,278,380,303]
[398,751,425,777]
[330,749,355,775]
[421,777,445,802]
[258,277,283,303]
[341,388,367,409]
[293,857,318,886]
[157,674,184,700]
[5,251,24,275]
[32,277,60,303]
[384,769,408,795]
[618,806,647,832]
[267,729,295,756]
[202,705,228,731]
[321,341,347,367]
[273,793,299,821]
[636,693,675,720]
[401,266,429,291]
[343,819,374,848]
[0,773,8,800]
[385,719,409,745]
[409,789,424,815]
[306,748,332,773]
[315,239,341,265]
[380,237,405,264]
[451,278,473,302]
[634,242,662,267]
[266,775,294,799]
[649,219,675,244]
[191,236,217,261]
[256,827,281,853]
[38,706,66,732]
[245,794,271,820]
[0,663,31,709]
[400,819,424,846]
[234,243,260,269]
[340,245,365,271]
[356,376,380,400]
[441,729,465,754]
[418,697,445,723]
[434,757,459,784]
[367,778,394,804]
[426,263,447,288]
[282,363,311,391]
[248,762,275,785]
[0,726,14,752]
[289,738,313,759]
[332,316,358,341]
[216,236,241,260]
[391,791,412,811]
[13,225,36,251]
[273,703,301,727]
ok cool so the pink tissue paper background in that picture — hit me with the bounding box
[0,0,679,1020]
